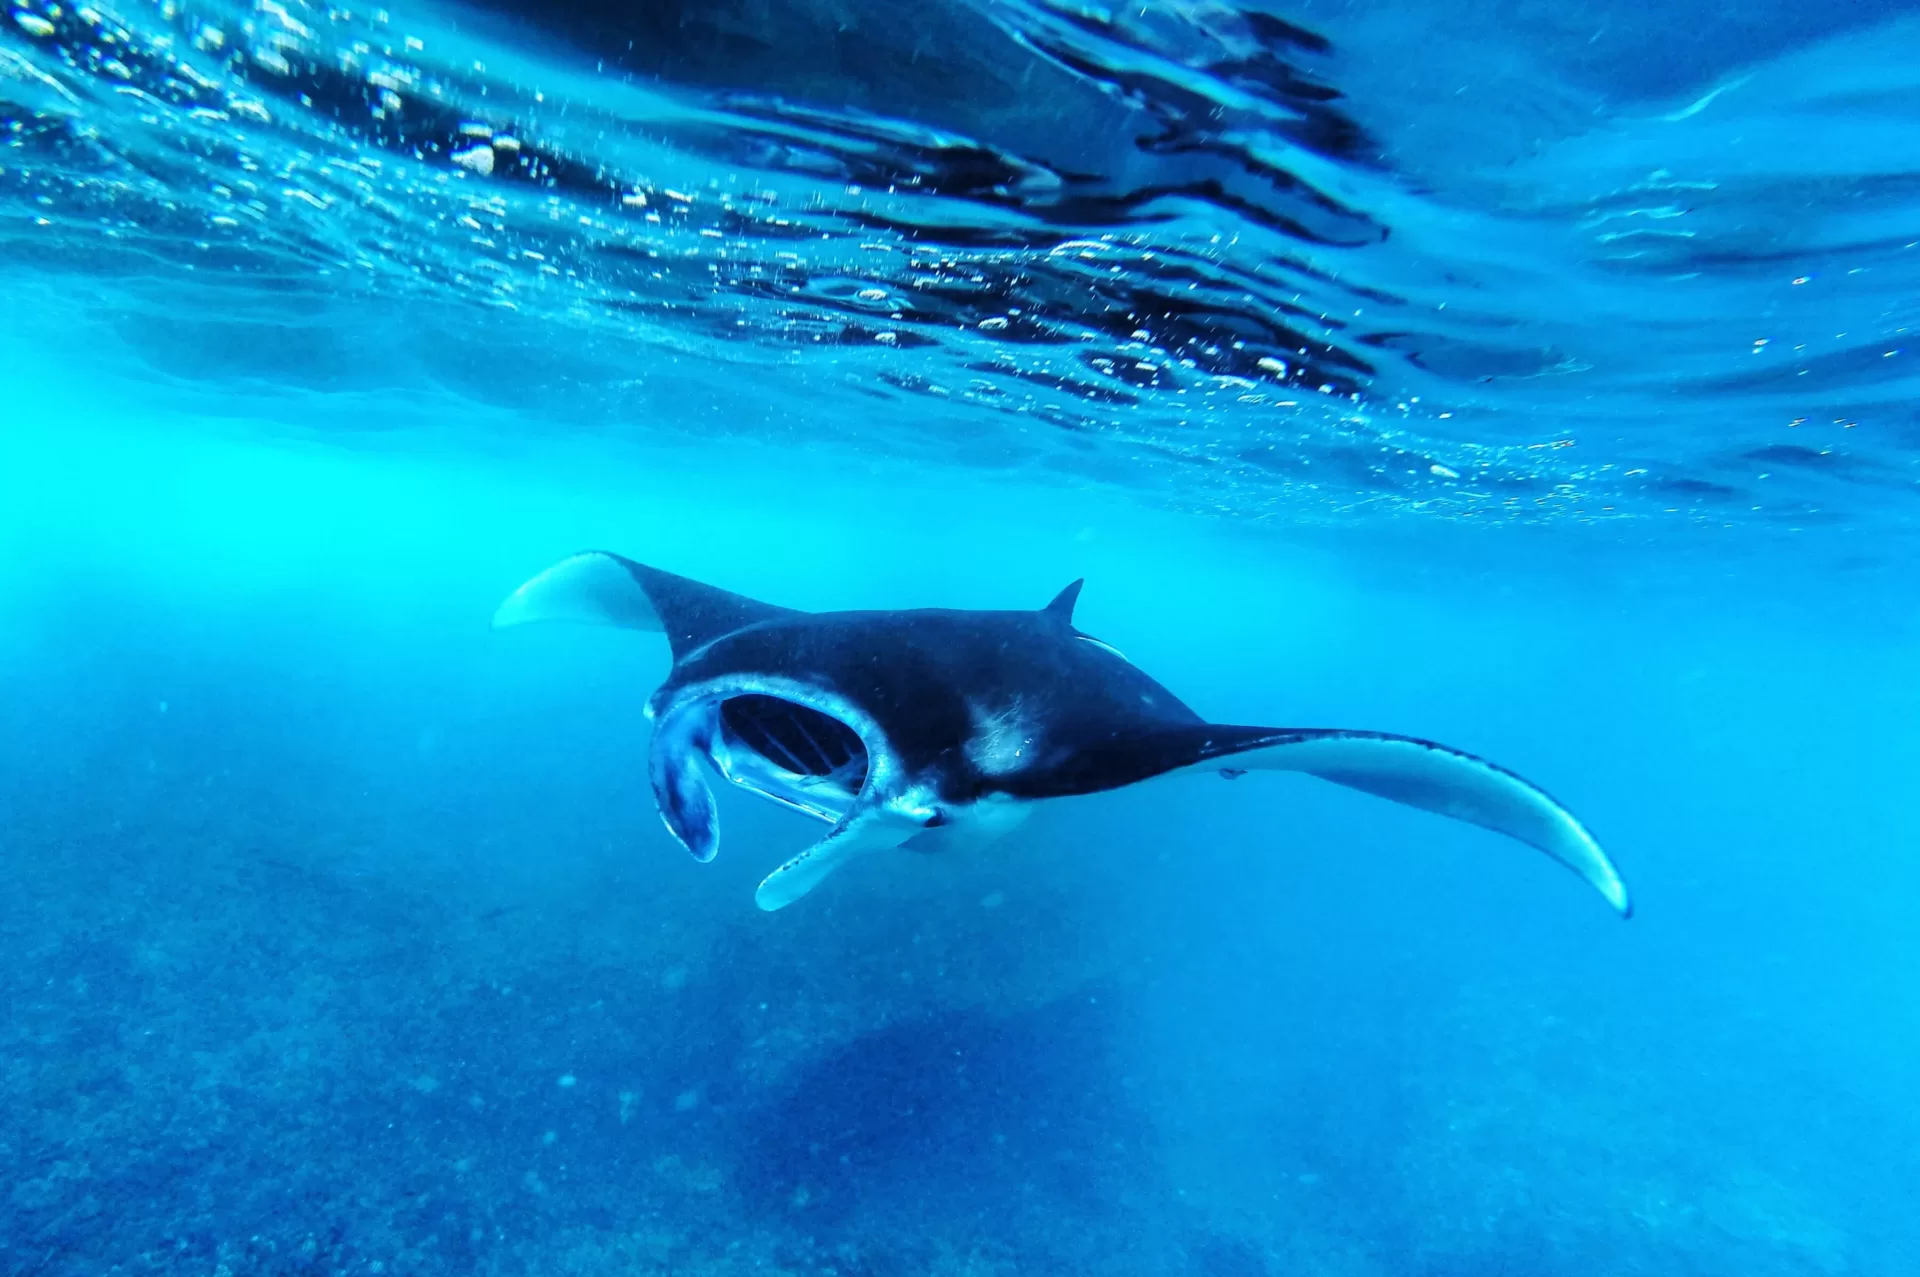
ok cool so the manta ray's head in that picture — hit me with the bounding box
[642,672,928,864]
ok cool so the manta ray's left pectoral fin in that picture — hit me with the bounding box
[1178,726,1632,917]
[754,802,925,912]
[492,550,798,661]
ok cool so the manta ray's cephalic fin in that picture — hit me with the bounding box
[754,802,927,912]
[647,693,720,861]
[492,551,797,659]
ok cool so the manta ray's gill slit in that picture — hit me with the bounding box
[720,694,869,790]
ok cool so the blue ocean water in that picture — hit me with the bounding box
[4,0,1920,1273]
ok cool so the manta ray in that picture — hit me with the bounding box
[494,552,1631,918]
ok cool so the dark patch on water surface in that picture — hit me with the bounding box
[1655,476,1744,500]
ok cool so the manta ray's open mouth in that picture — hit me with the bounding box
[713,694,870,820]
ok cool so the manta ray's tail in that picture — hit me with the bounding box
[492,551,797,659]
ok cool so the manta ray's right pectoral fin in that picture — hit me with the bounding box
[754,803,925,912]
[1150,726,1631,917]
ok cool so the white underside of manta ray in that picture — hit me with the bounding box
[493,552,1632,919]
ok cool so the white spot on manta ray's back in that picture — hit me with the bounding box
[966,699,1037,776]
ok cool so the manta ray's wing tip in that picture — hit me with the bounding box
[489,592,532,630]
[1601,872,1633,920]
[491,551,663,633]
[1579,858,1632,919]
[1542,803,1632,919]
[1586,828,1632,919]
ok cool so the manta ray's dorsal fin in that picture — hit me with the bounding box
[493,551,799,660]
[1042,578,1085,624]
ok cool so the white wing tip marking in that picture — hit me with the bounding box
[491,552,661,632]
